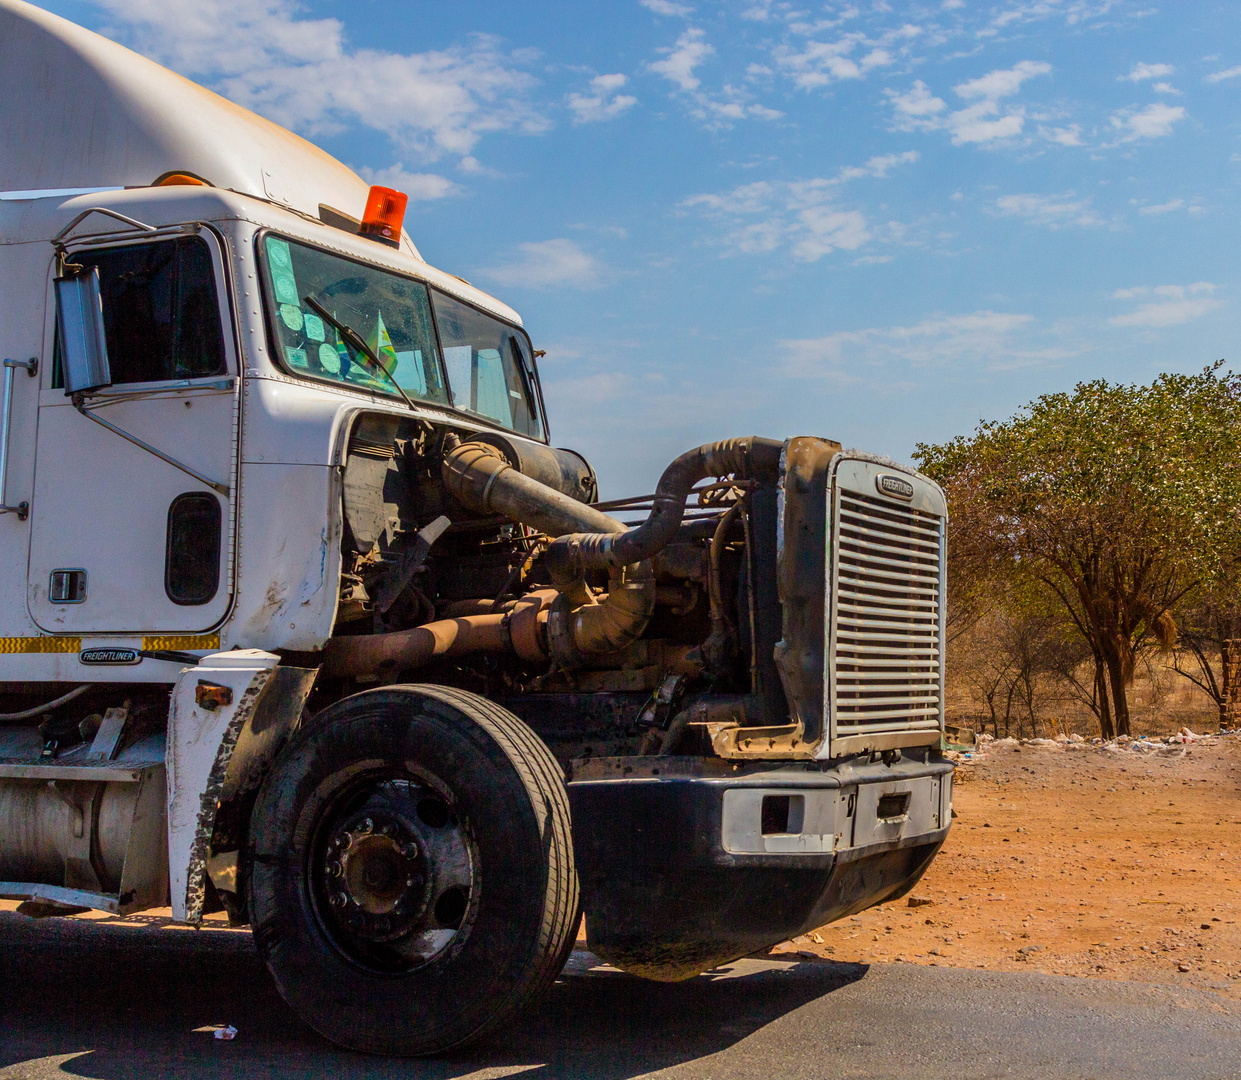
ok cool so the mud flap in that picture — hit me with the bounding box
[167,651,316,923]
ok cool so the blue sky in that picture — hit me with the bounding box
[39,0,1241,495]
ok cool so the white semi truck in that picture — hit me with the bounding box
[0,0,953,1055]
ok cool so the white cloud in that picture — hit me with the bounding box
[788,206,871,260]
[1039,123,1084,146]
[649,27,782,127]
[1108,102,1186,142]
[1108,283,1222,327]
[479,239,602,290]
[681,157,920,262]
[741,1,775,20]
[886,62,1052,145]
[832,150,921,182]
[985,1,1121,33]
[567,74,638,123]
[1152,82,1180,95]
[954,60,1051,100]
[779,311,1040,378]
[1136,198,1184,214]
[355,165,458,201]
[862,150,921,177]
[92,0,547,164]
[649,27,713,92]
[1120,62,1174,82]
[886,81,947,125]
[950,103,1026,144]
[770,22,925,92]
[1205,65,1241,84]
[683,180,774,216]
[640,0,694,15]
[773,36,894,90]
[994,192,1102,227]
[683,183,869,261]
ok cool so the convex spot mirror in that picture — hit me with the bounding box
[55,266,112,395]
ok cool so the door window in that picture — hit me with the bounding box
[66,237,226,385]
[431,291,544,440]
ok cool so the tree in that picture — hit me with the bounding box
[1172,566,1241,725]
[954,592,1070,738]
[916,364,1241,738]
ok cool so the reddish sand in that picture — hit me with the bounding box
[769,734,1241,999]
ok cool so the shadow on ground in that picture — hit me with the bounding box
[0,911,863,1079]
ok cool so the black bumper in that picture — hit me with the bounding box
[567,758,951,980]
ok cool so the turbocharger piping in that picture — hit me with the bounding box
[544,436,783,582]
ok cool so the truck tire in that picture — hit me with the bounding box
[247,684,580,1055]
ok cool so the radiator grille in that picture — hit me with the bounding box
[831,487,943,734]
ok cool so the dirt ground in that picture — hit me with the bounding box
[769,731,1241,999]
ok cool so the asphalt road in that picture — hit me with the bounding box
[2,912,1240,1080]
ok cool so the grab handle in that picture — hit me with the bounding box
[0,357,38,519]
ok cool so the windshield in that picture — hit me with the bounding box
[259,235,448,405]
[432,291,544,440]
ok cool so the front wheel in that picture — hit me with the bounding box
[247,685,580,1055]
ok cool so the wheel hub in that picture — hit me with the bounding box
[323,813,429,941]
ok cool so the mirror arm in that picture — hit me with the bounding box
[73,395,230,497]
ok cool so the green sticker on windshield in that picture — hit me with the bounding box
[285,346,308,370]
[303,313,325,342]
[280,304,303,332]
[266,237,293,270]
[273,272,299,306]
[319,343,341,374]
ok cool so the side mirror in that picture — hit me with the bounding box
[55,266,112,395]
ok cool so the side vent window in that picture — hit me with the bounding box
[166,493,222,605]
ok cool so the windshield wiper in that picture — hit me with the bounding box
[303,295,418,413]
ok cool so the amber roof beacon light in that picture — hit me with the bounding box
[360,185,408,248]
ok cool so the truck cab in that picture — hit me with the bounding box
[0,0,952,1056]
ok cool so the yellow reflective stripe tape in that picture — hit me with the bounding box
[0,636,82,654]
[0,635,220,655]
[142,634,220,652]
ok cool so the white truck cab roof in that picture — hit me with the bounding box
[2,0,458,271]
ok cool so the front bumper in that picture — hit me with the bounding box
[567,754,952,980]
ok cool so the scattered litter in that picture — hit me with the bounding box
[214,1026,238,1041]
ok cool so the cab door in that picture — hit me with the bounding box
[27,231,239,635]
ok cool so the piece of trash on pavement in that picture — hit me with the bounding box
[214,1026,238,1041]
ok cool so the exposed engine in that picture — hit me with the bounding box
[320,416,825,764]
